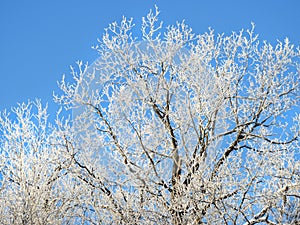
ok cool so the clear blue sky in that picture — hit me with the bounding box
[1,0,299,118]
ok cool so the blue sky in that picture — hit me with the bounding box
[1,0,299,118]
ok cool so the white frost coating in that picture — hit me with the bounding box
[2,7,300,225]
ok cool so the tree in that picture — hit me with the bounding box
[1,7,300,224]
[0,101,78,224]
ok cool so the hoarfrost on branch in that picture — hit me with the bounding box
[1,7,300,224]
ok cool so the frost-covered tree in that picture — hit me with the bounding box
[0,101,71,224]
[0,101,101,224]
[1,7,300,224]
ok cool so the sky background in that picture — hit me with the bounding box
[1,0,300,120]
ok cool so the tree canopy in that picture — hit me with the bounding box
[1,7,299,224]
